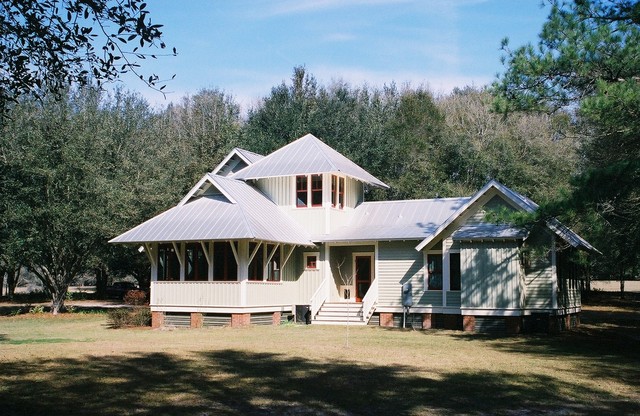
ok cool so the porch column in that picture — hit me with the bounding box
[323,243,331,300]
[208,242,214,281]
[237,240,249,306]
[146,243,158,282]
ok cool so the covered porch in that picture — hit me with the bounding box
[310,242,379,325]
[144,240,313,315]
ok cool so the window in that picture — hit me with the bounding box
[213,242,237,281]
[304,252,319,270]
[296,175,308,207]
[427,253,442,290]
[158,244,180,281]
[331,175,345,209]
[185,243,208,281]
[331,175,337,207]
[311,174,323,206]
[449,253,461,291]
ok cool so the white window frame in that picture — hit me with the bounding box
[304,252,320,270]
[424,250,443,291]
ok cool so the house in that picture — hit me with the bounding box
[110,134,596,334]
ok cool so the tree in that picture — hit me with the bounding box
[495,0,640,285]
[0,0,175,116]
[437,87,579,202]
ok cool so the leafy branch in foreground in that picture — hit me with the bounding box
[0,0,176,116]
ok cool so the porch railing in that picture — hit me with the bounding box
[310,275,330,319]
[152,281,241,306]
[361,277,378,322]
[152,280,313,308]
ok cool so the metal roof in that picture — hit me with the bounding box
[319,197,470,242]
[415,180,597,253]
[232,134,389,188]
[109,174,314,246]
[452,224,529,240]
[211,147,264,176]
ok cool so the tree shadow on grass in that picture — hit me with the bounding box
[1,349,638,416]
[447,306,640,400]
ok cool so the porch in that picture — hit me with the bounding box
[309,243,380,325]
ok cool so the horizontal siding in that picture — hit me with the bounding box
[418,291,443,307]
[378,241,423,307]
[461,241,521,309]
[524,253,554,309]
[446,291,461,308]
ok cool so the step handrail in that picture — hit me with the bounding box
[310,274,330,319]
[361,277,378,322]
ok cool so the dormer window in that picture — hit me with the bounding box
[296,174,323,208]
[296,175,308,207]
[331,175,345,209]
[311,174,323,206]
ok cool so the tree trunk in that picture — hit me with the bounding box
[51,289,66,315]
[7,267,20,300]
[95,267,108,299]
[619,265,625,299]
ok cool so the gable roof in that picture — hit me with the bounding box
[232,134,389,189]
[109,174,314,246]
[211,147,264,176]
[320,197,469,242]
[415,180,598,253]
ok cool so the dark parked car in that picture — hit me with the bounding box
[105,282,138,300]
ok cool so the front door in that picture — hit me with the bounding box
[354,254,373,302]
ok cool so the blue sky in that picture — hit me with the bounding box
[123,0,550,111]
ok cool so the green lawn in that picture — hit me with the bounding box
[0,299,639,415]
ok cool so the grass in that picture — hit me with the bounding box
[0,295,638,415]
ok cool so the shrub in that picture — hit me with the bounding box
[123,290,148,306]
[28,305,45,314]
[107,307,151,328]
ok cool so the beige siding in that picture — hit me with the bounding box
[446,291,461,307]
[464,195,516,226]
[461,241,521,309]
[347,177,363,208]
[524,252,554,309]
[280,247,325,304]
[152,281,241,306]
[256,177,291,206]
[287,208,327,236]
[378,241,424,307]
[522,233,556,310]
[418,291,443,306]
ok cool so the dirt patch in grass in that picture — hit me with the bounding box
[0,298,638,415]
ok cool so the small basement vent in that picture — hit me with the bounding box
[474,317,507,335]
[203,314,232,327]
[164,312,191,328]
[250,313,274,326]
[368,313,380,326]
